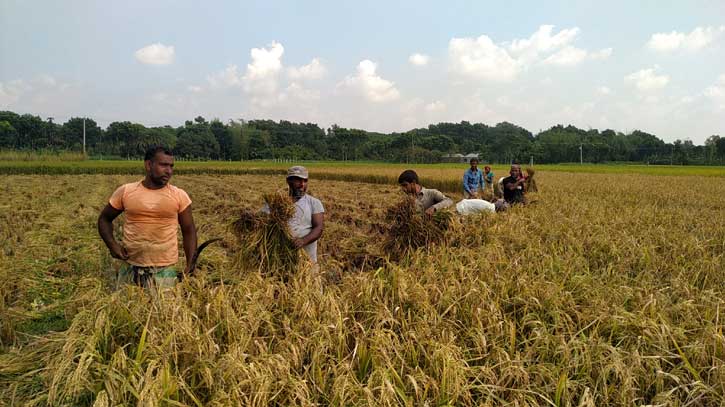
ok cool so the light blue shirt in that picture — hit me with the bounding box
[463,168,483,193]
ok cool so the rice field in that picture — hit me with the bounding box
[1,167,724,406]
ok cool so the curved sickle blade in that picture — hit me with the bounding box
[187,237,223,275]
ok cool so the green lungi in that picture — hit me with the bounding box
[117,263,178,290]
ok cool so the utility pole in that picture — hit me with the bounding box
[46,117,54,147]
[82,118,86,156]
[530,155,534,167]
[579,144,583,165]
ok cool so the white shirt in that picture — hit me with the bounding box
[262,194,325,262]
[289,194,325,262]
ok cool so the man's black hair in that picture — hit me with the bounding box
[470,158,479,164]
[398,169,419,184]
[144,145,173,162]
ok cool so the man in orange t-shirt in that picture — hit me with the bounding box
[98,146,197,289]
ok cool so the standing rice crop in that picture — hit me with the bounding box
[231,192,299,278]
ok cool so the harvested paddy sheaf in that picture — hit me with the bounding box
[525,166,537,192]
[382,196,454,260]
[231,192,299,279]
[1,171,724,405]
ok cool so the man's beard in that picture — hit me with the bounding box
[290,187,306,200]
[150,174,169,186]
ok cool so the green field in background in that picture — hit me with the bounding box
[1,159,724,177]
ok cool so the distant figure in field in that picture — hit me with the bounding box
[263,165,325,264]
[398,169,454,216]
[97,146,197,290]
[483,165,494,194]
[462,158,484,199]
[494,163,526,211]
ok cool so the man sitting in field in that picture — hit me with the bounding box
[97,146,197,290]
[494,163,527,211]
[263,166,325,264]
[398,169,454,216]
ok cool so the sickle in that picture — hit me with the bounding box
[187,237,223,276]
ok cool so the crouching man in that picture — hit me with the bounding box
[398,169,454,215]
[494,163,527,211]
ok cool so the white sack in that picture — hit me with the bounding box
[456,199,496,215]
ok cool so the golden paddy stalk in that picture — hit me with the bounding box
[0,171,723,406]
[231,192,300,279]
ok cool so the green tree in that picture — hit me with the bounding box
[174,117,220,159]
[210,119,233,159]
[61,117,102,152]
[0,120,19,148]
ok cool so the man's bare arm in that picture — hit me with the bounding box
[97,204,128,260]
[178,206,198,275]
[294,213,324,248]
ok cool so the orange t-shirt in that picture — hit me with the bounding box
[109,181,192,267]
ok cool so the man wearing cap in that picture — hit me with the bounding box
[282,166,325,263]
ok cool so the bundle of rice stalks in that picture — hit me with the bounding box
[493,178,503,198]
[525,167,538,192]
[230,193,299,278]
[382,197,453,260]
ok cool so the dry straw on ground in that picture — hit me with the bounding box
[1,172,724,406]
[382,196,453,260]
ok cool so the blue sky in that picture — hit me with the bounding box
[1,0,724,143]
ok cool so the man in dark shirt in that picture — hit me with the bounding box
[502,164,526,205]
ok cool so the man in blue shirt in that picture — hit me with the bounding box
[462,158,484,199]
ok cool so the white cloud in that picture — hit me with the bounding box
[647,26,725,52]
[281,82,321,102]
[206,65,244,89]
[590,47,613,60]
[198,42,327,113]
[449,35,521,82]
[0,79,29,107]
[409,53,430,66]
[134,43,175,65]
[243,41,284,95]
[425,100,446,112]
[704,74,725,109]
[340,60,400,102]
[625,67,670,91]
[543,46,588,66]
[597,86,611,95]
[0,75,72,109]
[449,25,611,81]
[288,58,326,80]
[508,25,580,64]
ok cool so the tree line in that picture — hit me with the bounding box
[1,110,724,165]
